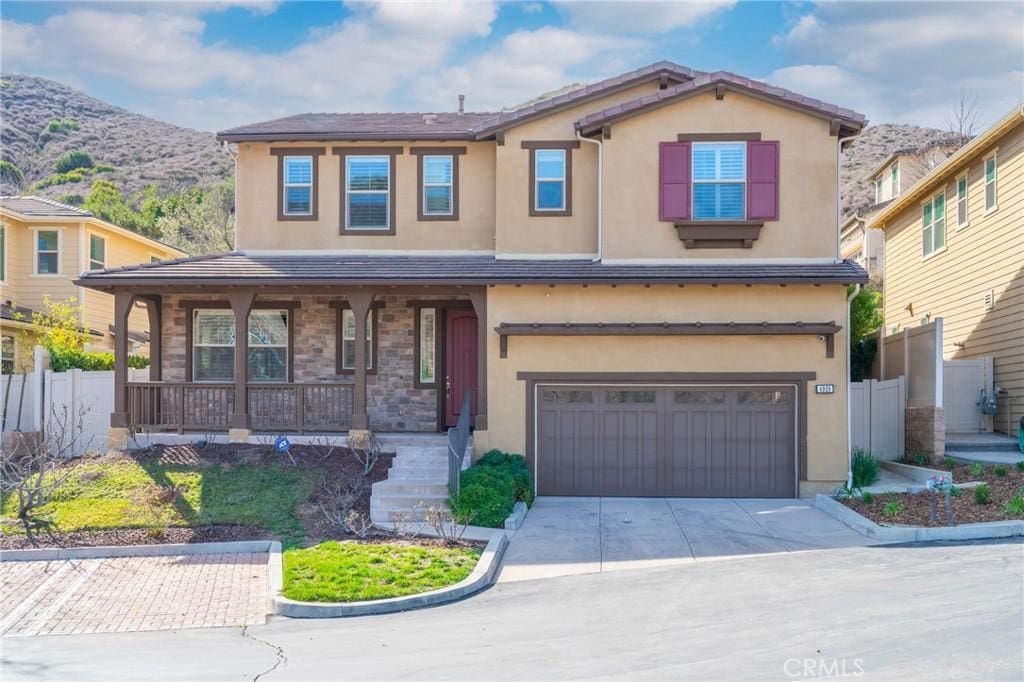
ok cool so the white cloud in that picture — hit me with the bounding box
[773,2,1024,128]
[558,0,735,34]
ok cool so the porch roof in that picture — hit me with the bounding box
[76,252,868,290]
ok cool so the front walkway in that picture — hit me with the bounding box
[0,553,268,637]
[499,497,877,582]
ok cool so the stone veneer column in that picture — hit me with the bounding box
[905,406,945,458]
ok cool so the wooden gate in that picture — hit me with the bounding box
[943,358,994,433]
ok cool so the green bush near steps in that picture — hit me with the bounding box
[449,450,535,528]
[49,348,149,372]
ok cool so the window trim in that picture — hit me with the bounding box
[691,140,747,221]
[32,227,62,276]
[281,156,314,217]
[412,147,466,221]
[1,334,14,375]
[955,170,970,229]
[413,305,439,388]
[333,147,402,235]
[334,301,383,375]
[874,177,883,205]
[270,147,324,221]
[181,300,299,383]
[191,309,236,383]
[88,232,106,271]
[522,140,579,217]
[921,190,947,260]
[984,150,998,214]
[0,224,6,284]
[890,162,899,198]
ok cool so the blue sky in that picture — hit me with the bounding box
[3,1,1021,133]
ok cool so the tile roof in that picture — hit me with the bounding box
[77,252,868,287]
[217,112,496,142]
[0,196,92,218]
[575,71,867,135]
[1,302,103,336]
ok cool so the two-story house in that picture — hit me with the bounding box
[80,62,868,499]
[0,196,185,372]
[867,107,1023,437]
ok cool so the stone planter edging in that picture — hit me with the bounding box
[814,494,1024,542]
[879,460,949,484]
[273,531,508,618]
[0,539,278,562]
[504,501,529,530]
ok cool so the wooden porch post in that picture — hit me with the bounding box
[228,290,257,437]
[110,291,136,429]
[348,291,375,432]
[139,295,162,381]
[469,288,488,431]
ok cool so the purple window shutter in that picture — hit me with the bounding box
[747,141,779,220]
[659,142,691,221]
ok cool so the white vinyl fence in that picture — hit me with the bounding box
[879,318,943,409]
[850,376,906,461]
[943,357,994,433]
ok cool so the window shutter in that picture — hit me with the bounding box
[747,141,779,220]
[659,142,691,221]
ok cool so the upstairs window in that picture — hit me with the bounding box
[346,156,391,230]
[922,191,945,257]
[422,155,454,216]
[874,178,883,204]
[0,225,6,282]
[956,172,969,228]
[89,234,106,270]
[283,156,313,216]
[984,153,997,212]
[535,149,567,211]
[692,142,745,220]
[890,164,899,197]
[35,230,59,274]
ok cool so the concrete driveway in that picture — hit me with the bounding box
[500,497,876,582]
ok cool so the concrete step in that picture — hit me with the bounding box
[371,480,449,497]
[392,453,450,465]
[387,466,450,481]
[394,445,450,458]
[370,492,449,510]
[370,508,435,523]
[946,433,1019,453]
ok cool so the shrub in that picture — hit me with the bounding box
[969,463,985,478]
[449,484,514,528]
[48,349,148,372]
[882,501,903,518]
[851,449,880,488]
[475,449,535,506]
[0,159,23,185]
[128,355,151,369]
[950,486,964,498]
[45,118,80,134]
[93,164,115,174]
[35,169,88,189]
[1017,461,1024,472]
[859,491,874,505]
[1003,494,1024,517]
[943,457,957,470]
[994,465,1009,477]
[460,467,515,500]
[973,484,991,505]
[55,150,94,173]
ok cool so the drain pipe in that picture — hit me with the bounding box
[577,130,603,262]
[846,282,860,489]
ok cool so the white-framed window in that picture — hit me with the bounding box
[692,142,746,220]
[921,191,946,258]
[282,156,314,216]
[0,225,6,283]
[191,309,289,382]
[417,307,436,385]
[346,156,390,230]
[890,163,899,197]
[534,149,567,211]
[984,152,997,213]
[422,155,453,216]
[34,229,60,275]
[874,177,883,204]
[956,171,969,228]
[1,334,14,374]
[340,308,374,371]
[88,234,106,270]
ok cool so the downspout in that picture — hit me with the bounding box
[846,282,861,490]
[576,130,603,262]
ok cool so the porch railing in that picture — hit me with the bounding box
[126,382,353,434]
[447,389,472,496]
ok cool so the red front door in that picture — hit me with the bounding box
[444,309,478,427]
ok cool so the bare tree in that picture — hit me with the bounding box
[318,479,372,537]
[0,404,90,532]
[944,84,982,145]
[347,432,382,476]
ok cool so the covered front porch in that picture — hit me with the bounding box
[106,285,487,443]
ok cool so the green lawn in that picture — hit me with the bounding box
[0,457,316,547]
[282,541,482,602]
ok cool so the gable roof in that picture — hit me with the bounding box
[575,71,866,137]
[0,196,92,218]
[868,105,1024,230]
[861,138,964,182]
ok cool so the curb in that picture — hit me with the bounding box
[373,501,531,541]
[273,531,508,618]
[0,539,278,562]
[504,501,529,531]
[814,494,1024,542]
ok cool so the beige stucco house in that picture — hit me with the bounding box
[0,196,185,372]
[79,62,868,498]
[867,106,1024,437]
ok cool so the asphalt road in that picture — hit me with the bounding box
[3,539,1022,682]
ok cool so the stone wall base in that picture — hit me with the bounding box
[107,427,130,451]
[228,428,252,443]
[906,406,945,458]
[799,480,844,498]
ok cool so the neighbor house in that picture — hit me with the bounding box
[0,196,186,372]
[867,106,1023,437]
[79,62,868,499]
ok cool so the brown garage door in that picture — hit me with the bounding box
[536,385,796,498]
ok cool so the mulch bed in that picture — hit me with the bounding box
[1,441,400,550]
[842,462,1024,527]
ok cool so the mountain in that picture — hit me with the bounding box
[0,74,232,200]
[841,123,963,217]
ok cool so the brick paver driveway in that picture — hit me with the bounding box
[0,553,268,637]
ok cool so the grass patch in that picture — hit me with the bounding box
[1,456,316,547]
[282,541,481,603]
